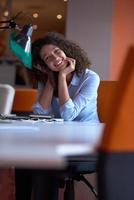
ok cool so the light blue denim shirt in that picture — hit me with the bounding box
[33,69,100,122]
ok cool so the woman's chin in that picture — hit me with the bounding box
[58,65,66,71]
[53,64,66,71]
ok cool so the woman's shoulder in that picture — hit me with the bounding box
[84,69,100,82]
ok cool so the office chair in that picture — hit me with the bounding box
[98,47,134,200]
[12,88,37,115]
[0,84,15,115]
[59,154,98,200]
[60,81,118,200]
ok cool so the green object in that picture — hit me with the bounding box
[9,32,32,69]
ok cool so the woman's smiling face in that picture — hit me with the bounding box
[40,44,67,71]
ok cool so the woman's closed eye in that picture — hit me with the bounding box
[45,55,53,63]
[54,48,61,54]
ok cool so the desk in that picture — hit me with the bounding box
[0,121,104,169]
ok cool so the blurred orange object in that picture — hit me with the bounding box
[12,88,37,112]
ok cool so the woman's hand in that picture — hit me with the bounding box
[59,57,76,77]
[58,57,75,105]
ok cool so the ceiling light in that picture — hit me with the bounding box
[3,10,9,17]
[56,14,62,20]
[32,13,39,19]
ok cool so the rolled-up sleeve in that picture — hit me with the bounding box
[60,98,74,120]
[32,102,52,115]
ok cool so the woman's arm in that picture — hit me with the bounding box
[58,57,75,105]
[39,79,54,109]
[32,63,54,114]
[32,80,54,115]
[58,73,69,105]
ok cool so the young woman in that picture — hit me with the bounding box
[15,32,100,200]
[32,32,100,122]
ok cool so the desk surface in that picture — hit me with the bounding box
[0,120,104,169]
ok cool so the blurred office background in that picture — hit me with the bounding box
[0,0,66,87]
[0,1,134,200]
[0,0,134,87]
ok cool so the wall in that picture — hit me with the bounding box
[110,0,134,79]
[66,0,134,80]
[65,0,113,80]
